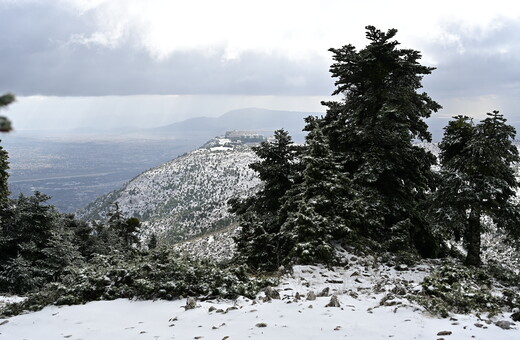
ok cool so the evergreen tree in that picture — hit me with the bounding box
[122,217,141,249]
[63,214,98,258]
[279,116,352,264]
[0,192,81,293]
[105,203,141,252]
[435,112,520,266]
[148,233,158,250]
[0,143,9,223]
[0,93,14,223]
[230,129,305,270]
[309,26,441,255]
[0,93,14,132]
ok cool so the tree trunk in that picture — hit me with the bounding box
[464,210,482,266]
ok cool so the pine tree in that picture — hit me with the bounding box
[309,26,441,255]
[436,112,520,266]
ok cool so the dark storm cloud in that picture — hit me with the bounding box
[2,2,520,100]
[0,3,333,96]
[423,20,520,98]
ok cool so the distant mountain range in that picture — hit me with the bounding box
[140,107,319,143]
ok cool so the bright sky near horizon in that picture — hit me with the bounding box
[1,0,520,130]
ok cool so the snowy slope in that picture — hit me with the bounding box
[77,139,260,242]
[2,255,518,339]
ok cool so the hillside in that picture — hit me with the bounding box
[76,137,261,243]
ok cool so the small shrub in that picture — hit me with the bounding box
[412,261,520,317]
[0,248,277,317]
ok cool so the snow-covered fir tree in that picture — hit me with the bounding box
[434,112,520,266]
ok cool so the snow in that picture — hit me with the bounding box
[4,297,516,340]
[210,146,233,151]
[1,261,518,339]
[76,144,261,243]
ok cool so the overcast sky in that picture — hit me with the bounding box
[1,0,520,131]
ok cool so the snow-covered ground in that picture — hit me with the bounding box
[1,257,518,339]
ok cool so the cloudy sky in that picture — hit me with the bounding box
[1,0,520,131]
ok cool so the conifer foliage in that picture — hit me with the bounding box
[316,26,441,255]
[0,93,14,223]
[435,112,520,266]
[232,26,443,270]
[230,129,305,270]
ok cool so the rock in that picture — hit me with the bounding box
[396,264,408,271]
[306,291,317,301]
[294,292,301,300]
[495,320,515,330]
[0,320,9,326]
[255,322,268,328]
[264,286,280,300]
[326,279,344,284]
[208,306,217,312]
[325,295,341,308]
[391,284,407,296]
[474,323,483,328]
[436,331,452,336]
[334,326,342,331]
[318,287,330,297]
[511,311,520,322]
[350,271,360,277]
[185,297,197,310]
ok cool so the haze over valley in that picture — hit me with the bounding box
[3,108,314,212]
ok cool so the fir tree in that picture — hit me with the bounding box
[0,93,14,132]
[148,233,158,250]
[435,112,520,266]
[105,203,141,252]
[230,129,305,270]
[0,143,9,223]
[279,116,352,264]
[0,93,14,223]
[310,26,441,255]
[0,192,81,293]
